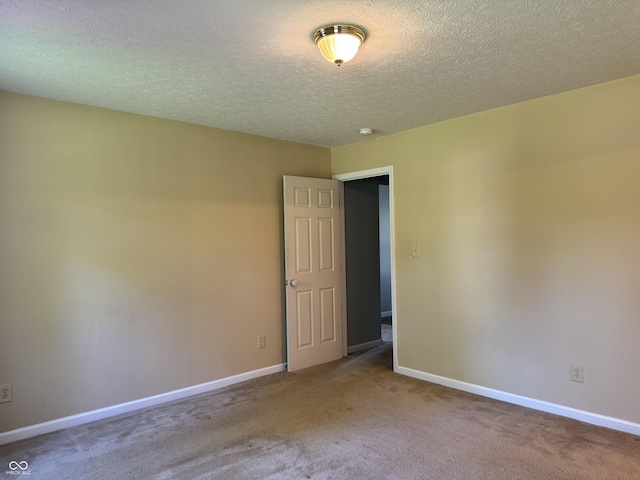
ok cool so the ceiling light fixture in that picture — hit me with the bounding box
[313,24,366,66]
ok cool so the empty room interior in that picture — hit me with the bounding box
[1,1,640,478]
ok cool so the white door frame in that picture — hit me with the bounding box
[333,166,398,372]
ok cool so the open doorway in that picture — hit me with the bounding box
[334,167,397,371]
[343,176,391,353]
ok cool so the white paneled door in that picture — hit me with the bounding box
[283,176,343,372]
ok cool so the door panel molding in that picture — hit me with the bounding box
[284,176,343,372]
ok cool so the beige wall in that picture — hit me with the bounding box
[2,74,639,434]
[0,91,331,432]
[332,75,640,424]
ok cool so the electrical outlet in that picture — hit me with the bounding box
[258,335,266,349]
[571,364,583,383]
[0,384,12,403]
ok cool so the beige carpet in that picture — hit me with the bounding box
[2,340,639,479]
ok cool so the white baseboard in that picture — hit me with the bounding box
[381,311,392,318]
[396,366,640,437]
[348,339,384,354]
[0,363,286,445]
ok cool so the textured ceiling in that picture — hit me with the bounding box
[1,0,640,148]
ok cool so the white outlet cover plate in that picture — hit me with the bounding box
[0,384,12,403]
[570,364,583,383]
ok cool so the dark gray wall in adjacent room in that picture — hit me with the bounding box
[344,177,385,348]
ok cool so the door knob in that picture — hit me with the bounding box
[289,279,299,287]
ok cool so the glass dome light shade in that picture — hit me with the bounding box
[314,25,366,65]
